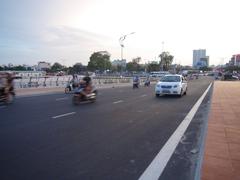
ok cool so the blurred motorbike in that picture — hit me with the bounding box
[133,81,139,89]
[144,79,150,87]
[65,82,78,93]
[0,88,15,104]
[72,86,97,105]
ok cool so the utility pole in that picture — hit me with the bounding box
[119,32,135,74]
[160,41,165,71]
[119,32,135,61]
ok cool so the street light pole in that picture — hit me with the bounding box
[119,32,135,61]
[161,41,164,71]
[121,44,124,61]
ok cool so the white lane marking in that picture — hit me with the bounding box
[140,94,147,97]
[52,112,76,119]
[56,97,68,101]
[113,100,123,104]
[139,83,212,180]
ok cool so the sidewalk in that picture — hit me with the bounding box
[201,81,240,180]
[16,87,64,97]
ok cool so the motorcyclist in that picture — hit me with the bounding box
[78,76,93,96]
[133,75,139,82]
[6,73,15,95]
[133,75,140,88]
[0,73,7,97]
[144,76,150,86]
[70,74,79,88]
[0,72,14,102]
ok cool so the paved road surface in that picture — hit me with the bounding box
[0,77,213,180]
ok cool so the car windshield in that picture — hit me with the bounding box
[160,76,181,82]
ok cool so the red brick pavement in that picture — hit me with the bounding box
[201,81,240,180]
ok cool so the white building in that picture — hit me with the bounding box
[112,59,127,67]
[37,61,51,71]
[193,49,209,68]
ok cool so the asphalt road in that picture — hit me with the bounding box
[0,76,214,180]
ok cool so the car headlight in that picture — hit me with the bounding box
[156,84,161,88]
[173,85,178,88]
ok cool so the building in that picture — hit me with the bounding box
[230,54,240,66]
[226,54,240,66]
[37,61,51,71]
[193,49,209,68]
[111,59,127,67]
[199,56,209,67]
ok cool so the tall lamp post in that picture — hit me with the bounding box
[119,32,135,61]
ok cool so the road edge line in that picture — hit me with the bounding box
[52,112,76,119]
[138,83,212,180]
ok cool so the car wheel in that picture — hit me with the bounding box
[178,89,183,97]
[184,88,187,95]
[156,94,160,97]
[65,87,70,94]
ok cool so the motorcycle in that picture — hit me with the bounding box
[133,81,140,89]
[72,86,97,105]
[65,82,78,93]
[144,80,150,87]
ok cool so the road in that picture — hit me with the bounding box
[0,77,213,180]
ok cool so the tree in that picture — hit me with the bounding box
[126,58,142,72]
[159,52,174,71]
[69,63,87,74]
[14,65,26,71]
[147,61,160,72]
[199,66,213,72]
[224,65,240,73]
[87,51,111,72]
[132,57,141,64]
[51,62,64,72]
[126,62,135,72]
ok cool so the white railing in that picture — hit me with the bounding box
[14,76,159,89]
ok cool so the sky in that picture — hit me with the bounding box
[0,0,240,66]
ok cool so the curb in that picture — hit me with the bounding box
[194,82,214,180]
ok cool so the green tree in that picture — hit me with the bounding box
[12,65,26,71]
[132,57,141,64]
[224,65,240,73]
[147,61,160,72]
[51,62,64,72]
[128,57,142,72]
[126,62,135,72]
[87,51,111,72]
[69,63,87,74]
[159,52,174,71]
[126,60,141,72]
[199,66,213,72]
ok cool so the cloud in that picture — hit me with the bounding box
[0,24,116,65]
[41,26,112,49]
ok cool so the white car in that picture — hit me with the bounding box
[155,74,187,97]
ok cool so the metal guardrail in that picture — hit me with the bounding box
[14,76,160,89]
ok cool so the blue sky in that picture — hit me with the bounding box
[1,0,240,66]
